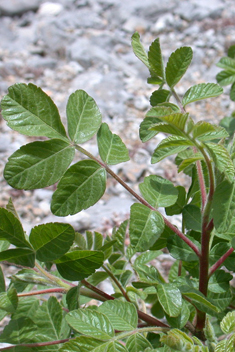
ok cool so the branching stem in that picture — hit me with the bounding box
[102,265,130,301]
[209,247,234,277]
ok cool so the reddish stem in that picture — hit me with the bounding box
[209,247,234,277]
[0,339,70,350]
[17,288,67,297]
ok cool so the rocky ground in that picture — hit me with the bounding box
[0,0,235,342]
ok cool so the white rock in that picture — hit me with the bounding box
[38,2,64,16]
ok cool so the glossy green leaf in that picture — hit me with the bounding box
[29,222,75,262]
[182,83,223,107]
[0,240,10,253]
[139,175,178,208]
[51,160,106,216]
[126,333,152,352]
[206,142,234,182]
[182,204,201,232]
[217,56,235,71]
[165,186,186,215]
[55,250,104,281]
[212,180,235,233]
[167,235,199,262]
[157,283,182,317]
[0,208,31,248]
[134,250,161,267]
[194,125,228,142]
[166,300,190,329]
[0,248,35,267]
[1,83,67,139]
[67,90,102,143]
[151,135,190,163]
[220,311,235,334]
[180,286,220,313]
[97,123,129,165]
[208,270,233,293]
[0,287,18,313]
[148,38,164,78]
[150,89,170,106]
[165,47,193,88]
[129,203,164,252]
[61,336,127,352]
[131,32,150,69]
[139,116,162,142]
[4,140,74,190]
[161,329,194,352]
[150,113,189,137]
[216,70,235,86]
[99,300,137,331]
[150,225,174,251]
[66,308,114,340]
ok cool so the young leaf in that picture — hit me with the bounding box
[99,300,138,331]
[212,179,235,233]
[165,47,193,88]
[134,250,162,267]
[129,203,165,252]
[216,70,235,86]
[97,123,130,165]
[126,333,152,352]
[182,83,223,107]
[150,113,190,137]
[161,329,194,352]
[193,122,228,141]
[0,208,31,248]
[148,38,164,78]
[51,160,106,216]
[0,248,35,268]
[131,32,150,69]
[157,283,182,317]
[139,175,178,208]
[4,140,75,190]
[66,308,114,340]
[216,56,235,71]
[220,311,235,334]
[167,235,199,262]
[67,90,102,144]
[205,142,234,182]
[29,223,75,262]
[54,250,104,281]
[150,89,170,106]
[1,83,67,139]
[151,135,190,163]
[182,204,201,232]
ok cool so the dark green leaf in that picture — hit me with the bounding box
[0,248,35,268]
[182,204,201,232]
[0,208,31,248]
[0,287,18,313]
[51,160,106,216]
[0,266,5,292]
[67,90,102,144]
[165,186,186,215]
[167,235,199,262]
[166,300,190,329]
[134,250,161,267]
[230,82,235,102]
[148,38,164,78]
[112,220,128,254]
[29,222,75,262]
[126,333,152,352]
[97,123,129,165]
[6,198,20,221]
[180,286,220,314]
[165,47,193,88]
[131,32,150,69]
[12,297,39,321]
[157,283,182,317]
[208,270,233,293]
[210,243,235,272]
[212,180,235,233]
[139,175,178,208]
[129,203,164,252]
[4,140,74,190]
[182,83,223,107]
[87,271,109,286]
[151,135,190,163]
[55,250,104,281]
[66,308,114,340]
[150,89,170,106]
[216,70,235,86]
[99,300,138,331]
[150,225,174,250]
[0,317,37,344]
[60,336,128,352]
[1,83,67,139]
[228,45,235,58]
[139,116,162,142]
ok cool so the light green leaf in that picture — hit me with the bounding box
[131,32,150,69]
[212,180,235,233]
[99,300,138,331]
[208,270,233,293]
[67,90,102,143]
[112,220,128,254]
[139,175,178,208]
[165,47,193,88]
[0,248,35,268]
[12,297,39,321]
[208,289,232,312]
[55,250,104,281]
[167,235,199,262]
[215,340,226,352]
[151,135,190,163]
[166,300,190,329]
[193,122,228,141]
[182,204,201,232]
[180,286,220,313]
[129,203,165,252]
[4,140,74,190]
[97,123,129,165]
[139,116,162,142]
[182,83,223,107]
[206,142,234,181]
[6,198,20,221]
[51,160,106,216]
[217,56,235,71]
[210,242,235,272]
[0,208,31,248]
[161,328,194,352]
[157,283,182,317]
[126,333,152,352]
[150,113,189,137]
[148,38,164,78]
[216,70,235,86]
[220,311,235,334]
[178,155,204,173]
[66,308,114,340]
[29,223,75,262]
[0,287,18,313]
[60,336,127,352]
[165,186,186,215]
[150,89,170,106]
[134,250,161,267]
[1,83,67,139]
[0,317,37,344]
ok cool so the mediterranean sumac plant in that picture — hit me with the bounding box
[0,33,235,351]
